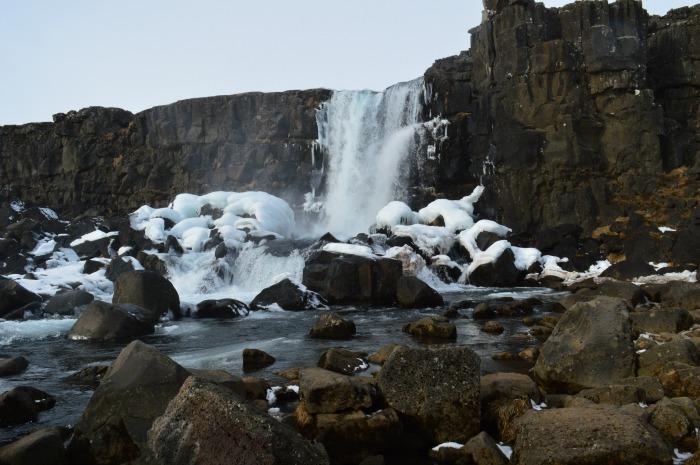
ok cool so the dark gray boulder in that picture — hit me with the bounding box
[0,280,41,318]
[534,296,635,393]
[112,270,180,321]
[68,301,155,342]
[195,298,248,318]
[69,341,190,465]
[377,346,480,443]
[601,260,657,280]
[0,386,55,426]
[251,278,315,310]
[468,248,526,287]
[309,313,356,340]
[242,348,276,372]
[0,427,68,465]
[147,377,329,465]
[104,257,136,282]
[318,348,368,375]
[44,289,94,316]
[395,276,443,308]
[0,356,28,377]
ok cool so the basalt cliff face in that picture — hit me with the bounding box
[0,0,698,239]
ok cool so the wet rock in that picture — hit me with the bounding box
[64,365,110,388]
[480,372,542,443]
[44,289,94,316]
[0,427,68,465]
[534,297,635,393]
[395,276,443,308]
[68,301,155,342]
[0,280,41,319]
[83,258,106,274]
[482,321,504,334]
[136,251,168,276]
[69,341,190,465]
[104,257,136,281]
[250,278,322,311]
[638,339,700,377]
[302,251,402,305]
[0,356,28,377]
[367,344,403,365]
[378,346,480,443]
[242,348,276,372]
[518,347,539,363]
[403,315,456,341]
[147,377,329,465]
[240,376,270,401]
[468,249,526,287]
[600,260,658,280]
[299,368,375,414]
[0,386,55,426]
[472,298,540,319]
[318,348,368,376]
[164,235,183,254]
[112,270,180,321]
[313,408,402,465]
[195,298,248,318]
[71,234,113,259]
[511,407,671,465]
[309,313,356,340]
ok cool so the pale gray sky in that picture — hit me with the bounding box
[0,0,692,125]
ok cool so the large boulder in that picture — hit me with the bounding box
[112,270,180,321]
[69,341,190,465]
[309,313,356,340]
[298,368,375,414]
[302,251,402,305]
[195,298,248,318]
[44,289,94,316]
[534,296,635,393]
[250,278,323,310]
[242,348,276,372]
[0,427,68,465]
[511,408,672,465]
[68,301,155,342]
[0,386,55,426]
[147,377,329,465]
[638,339,700,377]
[395,276,444,308]
[0,280,41,318]
[377,346,480,443]
[468,248,527,287]
[317,348,368,375]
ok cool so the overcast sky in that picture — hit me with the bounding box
[0,0,691,125]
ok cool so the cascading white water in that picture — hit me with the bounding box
[315,78,426,237]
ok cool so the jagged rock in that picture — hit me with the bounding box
[0,427,68,465]
[242,348,276,372]
[302,251,402,305]
[377,346,480,443]
[44,289,94,316]
[147,377,329,465]
[534,297,635,393]
[402,315,456,341]
[298,368,375,414]
[64,365,109,388]
[463,431,509,465]
[649,397,696,447]
[646,282,700,311]
[630,306,694,336]
[318,348,368,375]
[620,376,665,403]
[68,301,155,341]
[511,408,672,465]
[83,258,106,274]
[112,270,180,321]
[395,276,443,308]
[0,356,28,377]
[0,280,41,319]
[480,372,542,443]
[104,257,136,282]
[250,278,322,311]
[195,298,248,318]
[367,344,403,365]
[136,251,168,276]
[69,341,190,465]
[309,313,356,340]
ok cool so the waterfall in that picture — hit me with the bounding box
[314,78,426,237]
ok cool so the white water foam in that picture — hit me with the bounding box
[315,78,426,237]
[0,319,76,346]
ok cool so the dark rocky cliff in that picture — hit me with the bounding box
[0,0,698,241]
[423,0,700,238]
[0,90,329,216]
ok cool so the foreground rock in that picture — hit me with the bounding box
[251,278,324,310]
[534,297,635,393]
[396,276,443,308]
[112,270,180,321]
[378,346,480,443]
[298,368,374,414]
[403,315,456,341]
[512,408,672,465]
[68,301,155,342]
[147,377,329,465]
[69,341,190,465]
[309,313,356,340]
[480,372,542,443]
[0,356,28,377]
[0,427,68,465]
